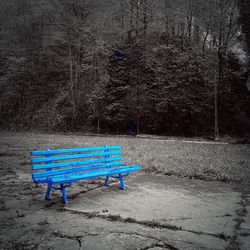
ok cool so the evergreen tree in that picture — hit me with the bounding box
[104,46,130,133]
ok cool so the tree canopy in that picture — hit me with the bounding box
[0,0,249,137]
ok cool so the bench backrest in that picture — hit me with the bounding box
[31,146,124,183]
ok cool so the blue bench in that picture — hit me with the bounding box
[31,146,141,204]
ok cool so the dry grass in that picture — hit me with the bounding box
[0,132,250,183]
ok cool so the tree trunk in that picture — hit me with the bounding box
[202,29,209,55]
[164,0,170,45]
[130,0,133,29]
[116,120,119,134]
[194,23,200,44]
[143,0,148,38]
[194,114,198,137]
[69,44,76,114]
[186,1,193,46]
[121,0,125,40]
[97,100,100,133]
[137,118,140,134]
[136,59,140,134]
[214,76,219,140]
[74,59,79,115]
[97,115,100,133]
[215,12,225,140]
[135,0,139,37]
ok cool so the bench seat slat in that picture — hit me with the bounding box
[32,161,124,181]
[32,150,121,163]
[50,165,141,184]
[32,156,122,170]
[31,146,121,156]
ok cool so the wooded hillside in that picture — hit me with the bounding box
[0,0,250,137]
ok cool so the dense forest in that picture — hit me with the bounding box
[0,0,250,138]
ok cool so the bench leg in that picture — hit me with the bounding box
[45,183,52,201]
[103,176,109,187]
[60,184,68,204]
[119,175,125,190]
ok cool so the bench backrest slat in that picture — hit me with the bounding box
[32,156,122,171]
[31,150,121,163]
[32,161,124,180]
[31,146,121,156]
[31,145,127,184]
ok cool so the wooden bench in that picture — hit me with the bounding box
[31,145,141,204]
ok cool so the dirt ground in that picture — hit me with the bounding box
[0,132,250,250]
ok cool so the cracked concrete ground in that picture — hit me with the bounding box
[65,173,242,249]
[0,132,250,249]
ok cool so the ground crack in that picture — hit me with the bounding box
[110,231,178,250]
[63,208,181,230]
[53,230,100,247]
[226,185,249,249]
[63,208,230,241]
[141,241,178,250]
